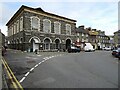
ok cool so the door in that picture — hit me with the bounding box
[33,41,39,52]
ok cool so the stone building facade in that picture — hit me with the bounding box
[2,33,5,47]
[6,5,77,52]
[76,26,110,50]
[0,29,5,47]
[76,25,89,50]
[114,30,120,47]
[87,28,98,49]
[97,30,110,49]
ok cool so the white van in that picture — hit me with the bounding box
[84,43,95,52]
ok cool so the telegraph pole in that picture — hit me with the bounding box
[0,29,2,90]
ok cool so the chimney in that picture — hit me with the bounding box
[78,25,84,29]
[92,29,96,31]
[87,27,91,31]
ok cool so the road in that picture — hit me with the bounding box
[3,50,118,88]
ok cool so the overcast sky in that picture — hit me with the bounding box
[0,0,119,36]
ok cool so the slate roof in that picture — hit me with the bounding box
[6,5,76,26]
[76,27,89,34]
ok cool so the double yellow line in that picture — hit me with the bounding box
[2,57,24,90]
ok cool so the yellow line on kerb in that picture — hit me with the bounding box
[2,59,18,89]
[2,57,24,90]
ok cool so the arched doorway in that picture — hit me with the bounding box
[29,37,40,52]
[55,39,60,49]
[66,39,71,49]
[44,38,51,50]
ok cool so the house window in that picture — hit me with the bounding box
[77,33,79,36]
[31,16,40,31]
[16,20,19,33]
[14,23,16,34]
[11,26,13,35]
[43,19,51,33]
[54,21,61,34]
[82,33,84,36]
[82,38,84,42]
[20,17,23,31]
[86,39,88,42]
[86,34,88,37]
[8,27,10,37]
[10,27,12,36]
[66,24,71,35]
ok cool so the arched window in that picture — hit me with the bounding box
[14,23,16,34]
[8,27,10,36]
[10,27,12,36]
[43,19,51,33]
[12,25,14,35]
[16,20,19,33]
[66,24,71,35]
[20,17,23,31]
[54,21,61,34]
[31,16,40,31]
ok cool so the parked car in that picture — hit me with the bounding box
[112,48,120,59]
[112,49,119,57]
[116,48,120,60]
[118,51,120,60]
[84,43,95,52]
[102,47,111,51]
[68,45,81,53]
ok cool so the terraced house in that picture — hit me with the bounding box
[6,5,77,52]
[114,30,120,47]
[76,25,89,50]
[97,30,110,49]
[76,26,110,50]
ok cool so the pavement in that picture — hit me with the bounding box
[3,49,67,83]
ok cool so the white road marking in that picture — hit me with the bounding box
[19,77,26,83]
[49,56,52,58]
[37,55,41,56]
[30,68,34,72]
[51,56,54,58]
[43,58,46,59]
[44,59,47,61]
[46,57,50,59]
[20,54,63,83]
[25,57,31,58]
[39,62,42,64]
[47,57,50,59]
[43,57,48,59]
[34,64,39,68]
[41,60,45,63]
[25,72,30,77]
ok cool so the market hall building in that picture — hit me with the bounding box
[6,5,77,52]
